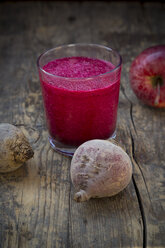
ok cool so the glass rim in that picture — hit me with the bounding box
[37,43,122,80]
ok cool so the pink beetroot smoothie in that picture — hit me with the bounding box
[40,56,121,146]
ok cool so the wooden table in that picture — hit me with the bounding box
[0,1,164,247]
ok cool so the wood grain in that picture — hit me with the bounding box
[0,1,164,248]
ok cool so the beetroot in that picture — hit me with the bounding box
[0,123,34,173]
[70,139,132,202]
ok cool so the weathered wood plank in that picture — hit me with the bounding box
[0,1,164,248]
[97,2,165,247]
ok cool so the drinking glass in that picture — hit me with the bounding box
[37,44,122,156]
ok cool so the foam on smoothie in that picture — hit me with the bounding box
[43,57,115,91]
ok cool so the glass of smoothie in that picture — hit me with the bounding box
[37,44,122,156]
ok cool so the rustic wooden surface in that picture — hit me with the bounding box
[0,1,165,248]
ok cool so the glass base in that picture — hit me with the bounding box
[49,137,77,157]
[49,131,116,157]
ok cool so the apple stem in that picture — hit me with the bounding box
[152,75,163,87]
[154,83,160,105]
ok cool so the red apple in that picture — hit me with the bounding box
[130,45,165,107]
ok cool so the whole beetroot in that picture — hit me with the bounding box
[0,123,34,173]
[70,139,132,202]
